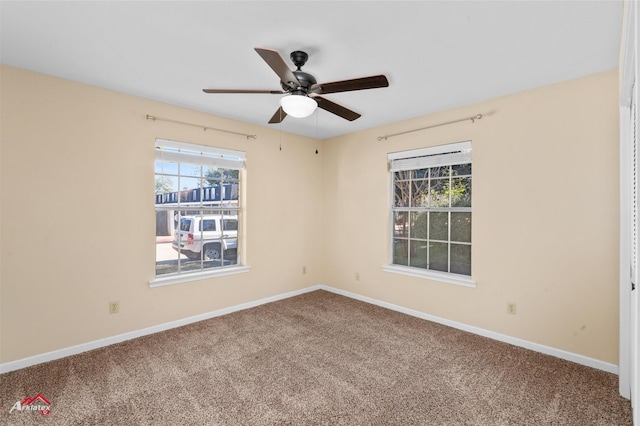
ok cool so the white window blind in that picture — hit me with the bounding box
[388,141,471,170]
[155,139,246,170]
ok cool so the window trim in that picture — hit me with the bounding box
[382,265,476,288]
[149,265,251,288]
[386,141,474,287]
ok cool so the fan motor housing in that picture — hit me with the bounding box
[282,70,317,93]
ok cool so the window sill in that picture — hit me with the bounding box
[149,265,251,288]
[382,265,476,288]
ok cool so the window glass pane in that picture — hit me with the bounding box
[429,242,448,272]
[411,180,429,207]
[222,229,238,266]
[191,215,204,238]
[409,240,428,269]
[155,243,180,275]
[201,186,218,202]
[155,210,180,276]
[413,168,428,179]
[155,210,172,237]
[180,164,202,178]
[451,177,471,207]
[179,257,203,273]
[205,179,222,190]
[430,166,451,178]
[155,160,179,175]
[205,167,239,183]
[452,163,471,176]
[222,212,238,267]
[393,212,409,238]
[201,219,216,232]
[393,239,409,266]
[394,171,411,181]
[222,215,238,256]
[429,178,450,207]
[429,212,449,241]
[174,180,207,205]
[451,212,471,243]
[223,219,238,231]
[178,176,201,192]
[201,242,224,267]
[394,180,410,207]
[410,212,428,239]
[450,244,471,275]
[155,174,178,195]
[176,218,187,232]
[222,184,240,204]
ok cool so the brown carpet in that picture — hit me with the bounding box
[0,290,632,425]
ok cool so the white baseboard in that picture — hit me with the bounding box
[0,285,323,374]
[317,285,619,375]
[0,283,617,376]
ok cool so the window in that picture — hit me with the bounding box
[384,141,474,287]
[152,139,248,286]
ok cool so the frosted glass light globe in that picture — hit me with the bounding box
[280,94,317,118]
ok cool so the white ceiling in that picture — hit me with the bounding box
[0,1,624,140]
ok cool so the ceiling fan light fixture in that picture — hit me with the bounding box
[280,94,317,118]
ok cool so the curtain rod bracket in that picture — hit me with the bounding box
[146,114,257,140]
[378,113,483,141]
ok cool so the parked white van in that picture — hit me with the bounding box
[172,215,238,261]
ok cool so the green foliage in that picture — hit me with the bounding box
[204,168,239,186]
[155,176,174,194]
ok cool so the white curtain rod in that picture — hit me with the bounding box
[377,114,483,141]
[146,115,257,140]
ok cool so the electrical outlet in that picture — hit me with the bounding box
[302,266,307,275]
[109,301,120,314]
[356,272,360,281]
[507,303,517,315]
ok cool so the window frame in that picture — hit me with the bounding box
[150,139,249,288]
[383,141,476,288]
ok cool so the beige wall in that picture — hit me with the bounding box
[0,65,620,366]
[0,65,322,363]
[321,69,620,364]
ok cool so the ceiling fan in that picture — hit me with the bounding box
[203,47,389,123]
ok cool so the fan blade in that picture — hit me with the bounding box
[314,96,361,121]
[255,47,300,90]
[310,75,389,95]
[203,89,284,94]
[268,106,287,124]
